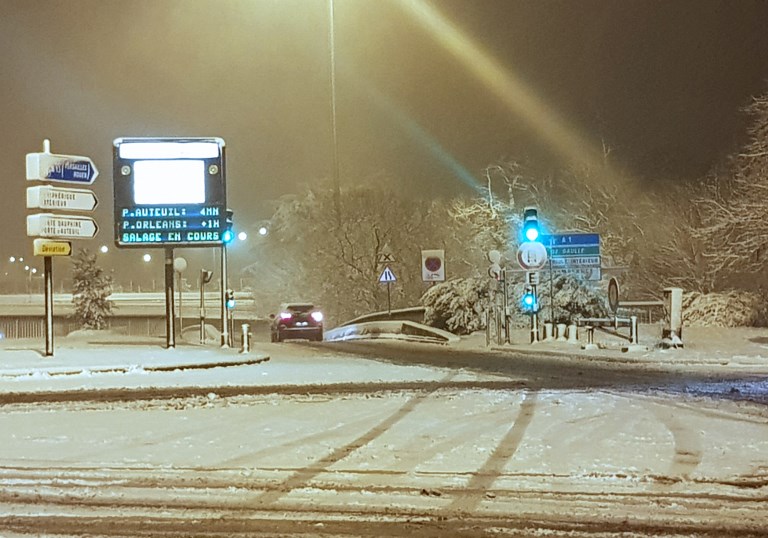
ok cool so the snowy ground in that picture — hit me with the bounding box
[0,323,766,536]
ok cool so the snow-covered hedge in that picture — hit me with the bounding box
[683,291,768,327]
[421,278,489,335]
[420,275,609,334]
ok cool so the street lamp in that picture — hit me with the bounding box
[100,245,109,254]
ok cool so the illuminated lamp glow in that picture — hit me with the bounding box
[238,231,247,241]
[119,141,220,160]
[525,227,539,242]
[311,311,324,322]
[133,160,205,205]
[279,312,292,320]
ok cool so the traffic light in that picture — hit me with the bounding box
[522,206,540,242]
[222,209,234,244]
[521,288,537,313]
[225,289,235,309]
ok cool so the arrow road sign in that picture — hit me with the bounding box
[26,213,99,239]
[26,152,99,184]
[379,266,397,283]
[26,185,99,212]
[33,238,72,257]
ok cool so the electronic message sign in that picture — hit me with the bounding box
[113,138,226,248]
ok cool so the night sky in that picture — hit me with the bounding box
[2,0,768,281]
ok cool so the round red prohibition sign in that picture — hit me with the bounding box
[424,256,442,272]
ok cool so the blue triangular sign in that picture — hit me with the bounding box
[379,266,397,283]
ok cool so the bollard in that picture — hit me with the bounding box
[543,322,554,341]
[240,323,251,354]
[663,287,684,344]
[556,323,567,342]
[630,315,638,345]
[567,324,578,344]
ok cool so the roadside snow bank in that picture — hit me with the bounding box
[325,321,460,344]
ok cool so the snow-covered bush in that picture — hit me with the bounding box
[421,278,489,335]
[71,249,114,330]
[683,291,768,327]
[542,274,610,324]
[421,273,609,334]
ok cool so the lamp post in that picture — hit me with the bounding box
[328,0,341,228]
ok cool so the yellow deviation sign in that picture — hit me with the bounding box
[33,238,72,257]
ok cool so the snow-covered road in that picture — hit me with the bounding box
[0,339,767,536]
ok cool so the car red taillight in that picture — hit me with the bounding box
[279,312,292,320]
[311,311,324,322]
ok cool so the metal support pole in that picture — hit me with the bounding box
[531,283,540,344]
[177,270,183,334]
[199,271,206,345]
[548,237,555,325]
[220,243,229,348]
[501,268,510,344]
[164,248,176,349]
[587,326,595,345]
[387,282,391,316]
[227,308,234,348]
[44,256,53,357]
[485,309,490,347]
[630,315,638,345]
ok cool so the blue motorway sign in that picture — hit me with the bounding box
[540,233,601,280]
[112,137,227,248]
[541,233,600,248]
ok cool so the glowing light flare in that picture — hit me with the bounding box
[311,311,324,323]
[279,312,293,320]
[398,0,615,173]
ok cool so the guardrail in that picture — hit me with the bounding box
[577,315,639,346]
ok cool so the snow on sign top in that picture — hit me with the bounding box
[379,266,397,283]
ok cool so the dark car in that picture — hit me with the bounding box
[270,303,324,342]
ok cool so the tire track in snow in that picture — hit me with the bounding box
[250,373,457,506]
[647,402,703,482]
[446,390,538,513]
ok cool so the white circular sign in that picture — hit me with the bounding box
[173,257,188,273]
[517,242,548,271]
[487,249,501,264]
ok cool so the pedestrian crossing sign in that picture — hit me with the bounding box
[379,266,397,283]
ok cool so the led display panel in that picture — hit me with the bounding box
[113,138,226,248]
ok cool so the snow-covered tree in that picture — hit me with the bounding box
[71,248,114,330]
[690,91,768,292]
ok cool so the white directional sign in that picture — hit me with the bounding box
[26,152,99,184]
[26,185,98,212]
[26,213,99,239]
[379,266,397,283]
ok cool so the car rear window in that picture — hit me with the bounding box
[286,304,315,313]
